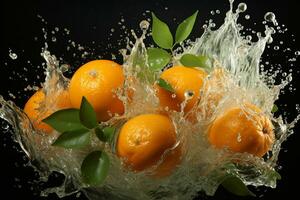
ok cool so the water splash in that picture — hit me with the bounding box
[1,1,299,200]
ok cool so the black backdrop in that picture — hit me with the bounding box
[1,0,300,199]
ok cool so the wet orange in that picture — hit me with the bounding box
[156,66,207,113]
[117,114,181,177]
[208,103,275,157]
[69,60,125,122]
[24,89,71,134]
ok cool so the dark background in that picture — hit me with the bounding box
[1,0,299,199]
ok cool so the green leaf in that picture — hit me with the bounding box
[151,13,173,49]
[95,126,116,143]
[175,11,199,44]
[271,104,278,113]
[80,97,98,129]
[180,54,211,69]
[81,151,110,186]
[52,129,91,149]
[147,48,171,71]
[222,176,256,197]
[42,109,85,132]
[157,78,175,93]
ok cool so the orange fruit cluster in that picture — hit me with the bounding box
[24,59,275,178]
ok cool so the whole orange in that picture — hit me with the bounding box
[24,89,71,134]
[117,114,181,177]
[69,60,125,122]
[156,66,207,113]
[208,103,275,157]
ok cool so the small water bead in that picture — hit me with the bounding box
[111,28,115,33]
[295,51,300,56]
[245,15,250,20]
[216,10,220,14]
[139,20,150,31]
[264,12,277,26]
[9,50,18,60]
[51,36,57,42]
[274,46,280,50]
[237,133,242,142]
[210,23,216,28]
[184,90,194,100]
[64,28,70,35]
[237,3,247,13]
[171,94,177,99]
[246,35,252,41]
[210,10,215,15]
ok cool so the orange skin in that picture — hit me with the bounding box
[208,103,275,157]
[156,66,207,113]
[69,60,125,122]
[117,114,181,177]
[24,89,71,134]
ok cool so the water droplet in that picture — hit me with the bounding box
[237,3,247,13]
[237,133,242,142]
[245,15,250,20]
[246,35,252,41]
[111,28,115,32]
[64,28,70,35]
[9,50,18,60]
[184,90,194,100]
[55,27,59,32]
[264,12,277,25]
[171,94,177,99]
[274,46,279,50]
[139,20,150,31]
[89,70,98,78]
[210,10,215,15]
[295,51,300,56]
[51,36,56,42]
[216,10,220,14]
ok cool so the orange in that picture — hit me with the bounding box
[208,103,275,157]
[156,66,207,113]
[24,89,71,134]
[117,114,181,177]
[69,60,125,122]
